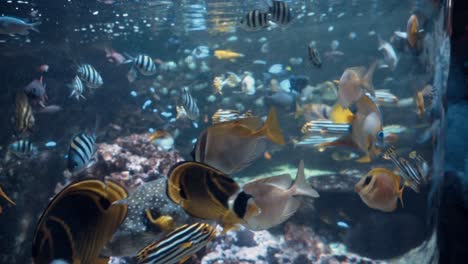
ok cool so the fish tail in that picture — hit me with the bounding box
[362,61,377,96]
[291,160,319,198]
[261,108,286,145]
[294,101,303,119]
[0,187,15,206]
[398,186,405,208]
[29,21,41,33]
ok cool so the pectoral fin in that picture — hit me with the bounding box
[145,210,175,231]
[356,154,372,163]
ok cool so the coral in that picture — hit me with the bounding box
[56,133,184,193]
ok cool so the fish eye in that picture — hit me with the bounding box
[363,176,372,186]
[377,131,384,140]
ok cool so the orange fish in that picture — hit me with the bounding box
[354,168,404,212]
[337,62,377,108]
[407,14,420,47]
[263,151,272,160]
[415,85,434,119]
[317,94,384,163]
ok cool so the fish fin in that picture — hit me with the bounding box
[29,22,41,33]
[145,210,175,231]
[260,107,286,145]
[356,154,372,163]
[294,102,303,119]
[92,257,110,264]
[398,186,405,208]
[179,254,193,264]
[180,241,193,249]
[80,94,87,100]
[292,160,319,198]
[361,61,377,97]
[0,187,15,206]
[127,67,137,82]
[69,89,76,98]
[226,138,268,175]
[316,134,353,149]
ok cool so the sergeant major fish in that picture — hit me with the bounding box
[239,10,270,31]
[126,54,158,83]
[77,64,103,89]
[67,133,97,176]
[9,139,37,157]
[67,76,86,100]
[180,87,200,121]
[268,0,292,26]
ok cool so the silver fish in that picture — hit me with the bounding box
[0,16,40,35]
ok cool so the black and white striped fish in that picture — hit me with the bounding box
[9,139,37,157]
[383,145,427,192]
[180,87,200,121]
[67,76,86,100]
[77,64,103,89]
[126,54,157,82]
[308,42,322,68]
[136,222,217,264]
[67,133,97,175]
[301,120,351,135]
[269,0,292,26]
[239,10,270,31]
[211,109,253,124]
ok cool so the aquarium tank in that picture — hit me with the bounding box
[0,0,457,263]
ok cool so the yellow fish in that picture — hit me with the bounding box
[329,103,354,124]
[32,180,128,264]
[407,14,420,47]
[214,50,245,61]
[167,161,261,233]
[354,168,404,212]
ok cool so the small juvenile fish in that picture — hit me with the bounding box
[67,133,97,175]
[377,36,398,70]
[136,223,217,264]
[15,91,35,136]
[308,42,322,68]
[149,131,174,151]
[240,10,270,31]
[0,17,41,35]
[180,87,200,121]
[127,54,157,83]
[77,64,103,89]
[68,76,86,100]
[354,168,404,212]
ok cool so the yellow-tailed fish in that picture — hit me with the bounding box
[15,91,35,136]
[192,108,285,174]
[242,160,319,230]
[149,131,174,151]
[32,180,128,264]
[337,62,377,108]
[166,161,260,233]
[136,222,217,264]
[315,94,384,163]
[214,50,244,61]
[104,178,199,257]
[354,168,404,212]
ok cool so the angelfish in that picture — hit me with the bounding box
[242,160,319,230]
